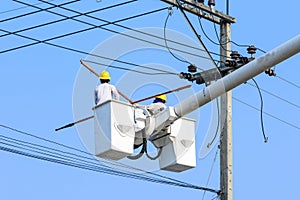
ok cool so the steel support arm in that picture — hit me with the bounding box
[174,34,300,117]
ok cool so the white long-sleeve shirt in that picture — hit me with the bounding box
[94,83,120,105]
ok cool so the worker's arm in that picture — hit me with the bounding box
[111,85,120,100]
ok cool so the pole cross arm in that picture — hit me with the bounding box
[161,0,236,24]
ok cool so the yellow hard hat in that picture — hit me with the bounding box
[155,94,167,102]
[99,70,110,80]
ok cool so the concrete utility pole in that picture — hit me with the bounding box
[161,1,235,199]
[219,21,233,200]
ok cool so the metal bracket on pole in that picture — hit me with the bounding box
[161,0,236,24]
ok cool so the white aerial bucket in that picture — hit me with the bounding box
[94,100,135,160]
[159,117,196,172]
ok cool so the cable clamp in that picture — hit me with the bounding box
[168,6,173,15]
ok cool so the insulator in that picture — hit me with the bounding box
[265,69,276,76]
[238,57,250,64]
[230,51,240,60]
[208,0,215,6]
[179,72,185,79]
[179,72,193,80]
[247,45,257,55]
[236,57,250,65]
[186,73,193,81]
[225,60,237,67]
[188,64,197,73]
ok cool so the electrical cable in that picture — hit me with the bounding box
[230,41,266,54]
[0,9,178,75]
[145,147,162,160]
[82,59,177,75]
[206,98,220,148]
[0,0,79,23]
[2,1,226,68]
[208,6,232,56]
[127,138,146,160]
[232,97,300,131]
[0,136,174,185]
[196,12,268,60]
[197,15,220,46]
[0,0,56,15]
[210,194,221,200]
[201,148,219,200]
[7,2,212,64]
[0,16,219,76]
[175,0,219,69]
[0,134,130,175]
[251,78,268,143]
[163,9,192,65]
[0,138,217,192]
[0,0,136,38]
[275,75,300,90]
[197,12,233,64]
[0,124,153,174]
[246,82,300,110]
[0,134,200,190]
[0,124,220,193]
[0,6,200,62]
[0,139,204,190]
[0,143,175,185]
[144,139,163,160]
[2,2,223,63]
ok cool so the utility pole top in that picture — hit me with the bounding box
[161,0,236,24]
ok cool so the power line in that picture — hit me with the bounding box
[0,144,176,185]
[275,75,300,90]
[0,0,79,23]
[232,97,300,131]
[202,148,219,200]
[230,40,266,54]
[0,0,136,38]
[175,0,219,69]
[246,82,300,110]
[0,136,189,186]
[0,124,220,193]
[198,16,220,46]
[0,0,56,15]
[83,59,177,75]
[0,131,187,188]
[196,12,268,59]
[3,1,222,64]
[0,7,165,55]
[0,8,178,75]
[251,78,268,143]
[12,0,137,32]
[7,1,211,64]
[0,6,212,75]
[2,1,226,69]
[163,8,192,65]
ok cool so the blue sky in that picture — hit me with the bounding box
[0,0,299,200]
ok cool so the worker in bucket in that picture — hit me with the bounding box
[94,70,120,105]
[133,94,168,143]
[146,94,167,115]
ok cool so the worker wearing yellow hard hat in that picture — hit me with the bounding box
[94,70,120,105]
[99,70,111,80]
[153,94,167,103]
[146,93,167,115]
